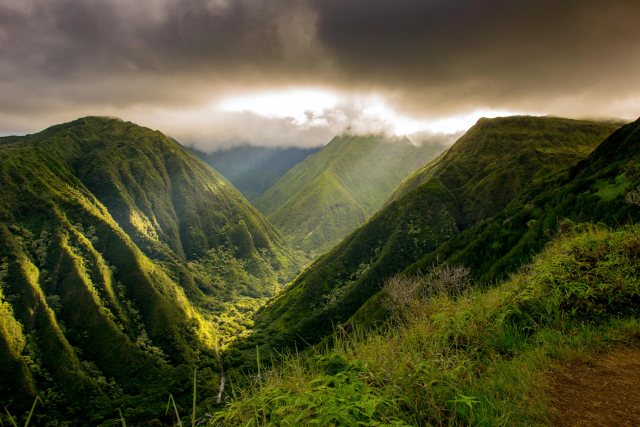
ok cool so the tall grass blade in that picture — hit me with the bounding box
[192,368,197,427]
[228,374,238,402]
[117,408,126,427]
[256,345,266,426]
[23,396,44,427]
[3,407,18,427]
[166,394,182,426]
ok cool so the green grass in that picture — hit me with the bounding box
[252,116,621,351]
[3,396,44,427]
[215,222,640,426]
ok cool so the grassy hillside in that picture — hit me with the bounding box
[403,116,640,283]
[0,117,301,426]
[385,116,618,228]
[253,134,450,256]
[249,116,619,350]
[191,146,321,202]
[218,221,640,426]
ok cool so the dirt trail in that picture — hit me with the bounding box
[552,346,640,426]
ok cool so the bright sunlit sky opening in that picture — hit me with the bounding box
[219,89,341,124]
[217,89,531,137]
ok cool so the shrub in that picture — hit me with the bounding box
[381,260,472,322]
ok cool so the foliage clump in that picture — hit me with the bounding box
[216,222,640,426]
[381,260,471,322]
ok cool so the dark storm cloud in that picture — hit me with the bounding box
[0,0,638,139]
[310,0,640,115]
[0,0,325,113]
[0,0,285,73]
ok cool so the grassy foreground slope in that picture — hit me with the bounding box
[252,116,618,349]
[0,117,300,426]
[219,221,640,426]
[253,134,450,256]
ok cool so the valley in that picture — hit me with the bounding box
[1,114,639,427]
[250,116,622,349]
[3,1,640,425]
[252,133,453,258]
[190,146,322,203]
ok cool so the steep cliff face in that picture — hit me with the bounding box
[0,117,301,425]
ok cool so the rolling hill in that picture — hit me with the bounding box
[248,116,621,349]
[0,117,301,425]
[253,133,452,256]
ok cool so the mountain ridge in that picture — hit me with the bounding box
[191,145,321,202]
[249,116,621,349]
[0,116,301,425]
[254,133,452,256]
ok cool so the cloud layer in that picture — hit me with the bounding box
[1,0,638,144]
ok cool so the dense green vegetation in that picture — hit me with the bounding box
[217,221,640,426]
[0,117,301,426]
[253,134,451,256]
[191,146,321,202]
[402,116,640,284]
[2,114,638,425]
[252,116,620,349]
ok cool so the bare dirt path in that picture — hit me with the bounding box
[552,345,640,426]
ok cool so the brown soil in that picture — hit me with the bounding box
[552,346,640,426]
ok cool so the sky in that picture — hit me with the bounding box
[1,0,639,150]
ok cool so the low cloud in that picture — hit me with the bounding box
[1,0,639,142]
[130,97,476,151]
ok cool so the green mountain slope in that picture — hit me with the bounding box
[218,221,640,426]
[250,116,619,349]
[402,115,640,284]
[253,134,449,256]
[191,146,321,202]
[384,116,618,228]
[0,117,300,426]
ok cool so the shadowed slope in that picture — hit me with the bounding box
[385,116,618,228]
[403,116,640,284]
[251,116,619,349]
[191,146,322,202]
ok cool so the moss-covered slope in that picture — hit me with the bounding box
[253,134,447,256]
[0,117,301,426]
[385,116,617,228]
[252,116,619,349]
